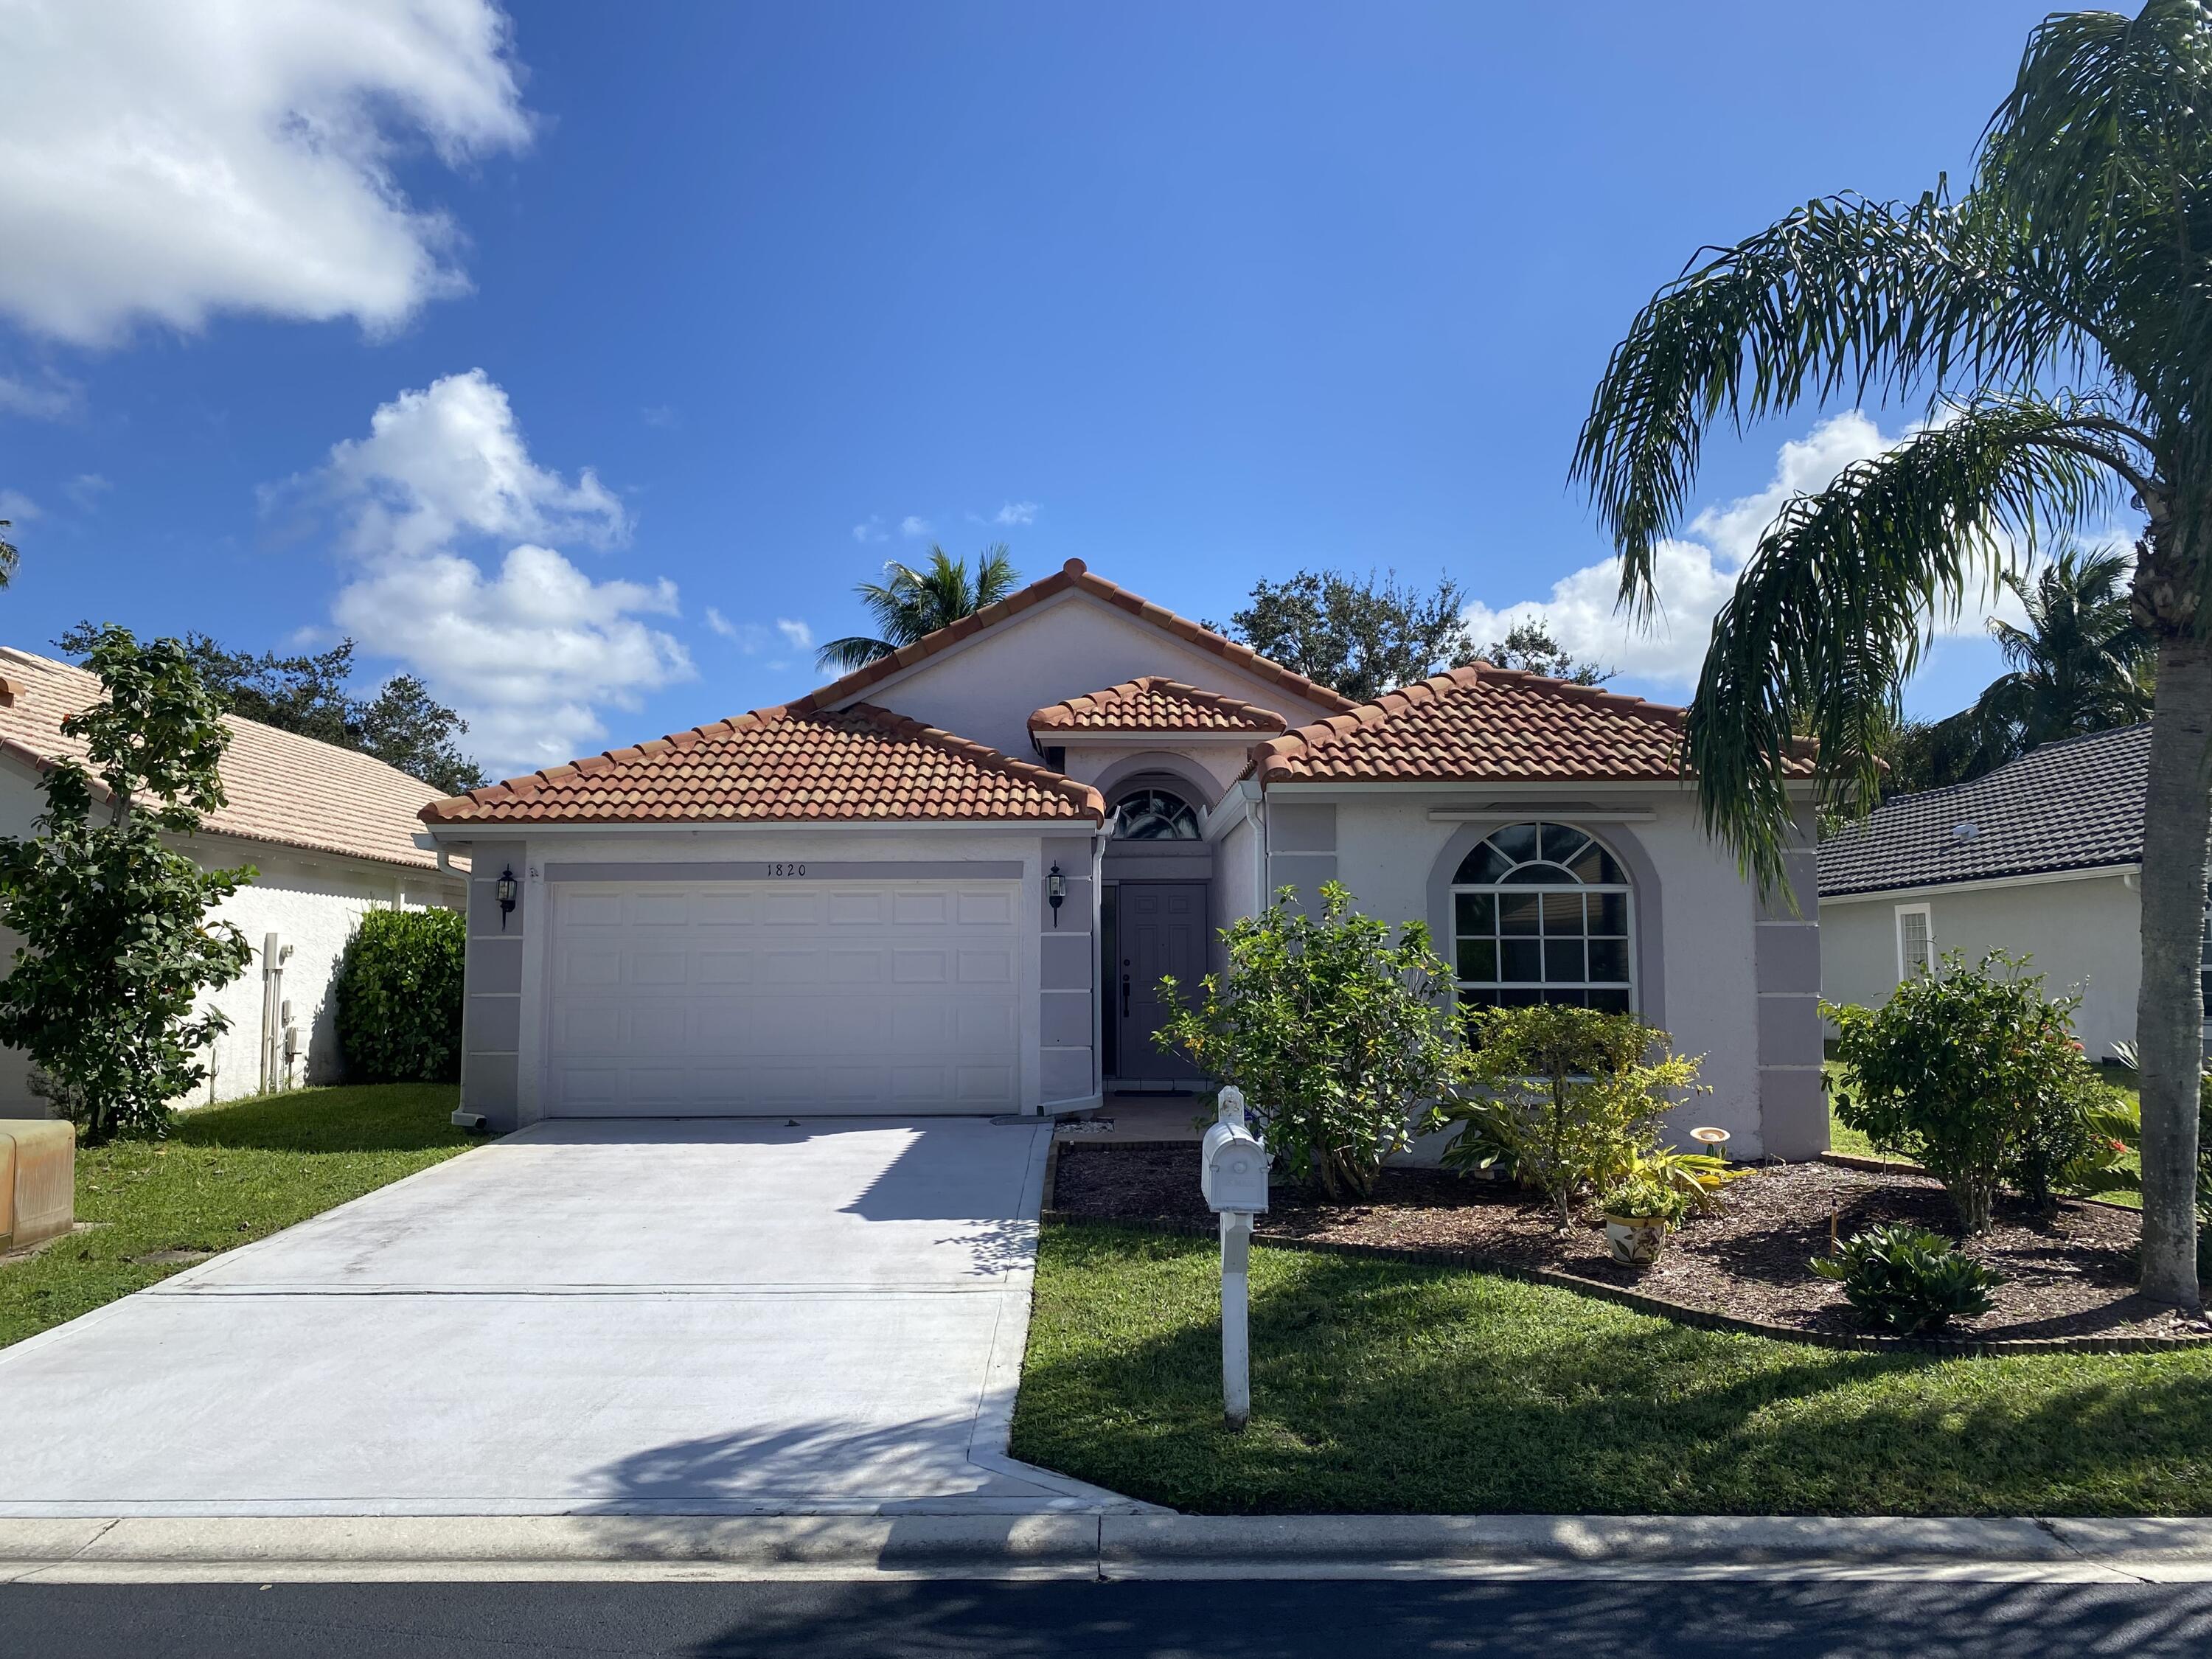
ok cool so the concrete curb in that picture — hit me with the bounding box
[7,1514,2212,1584]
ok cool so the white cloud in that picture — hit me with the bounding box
[640,404,678,429]
[852,517,886,544]
[990,500,1038,526]
[0,369,83,420]
[0,0,529,347]
[776,617,813,651]
[704,607,738,639]
[1460,411,2053,692]
[0,490,41,524]
[63,473,108,512]
[899,515,932,538]
[299,371,691,776]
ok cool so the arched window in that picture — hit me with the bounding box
[1451,821,1632,1012]
[1110,787,1201,841]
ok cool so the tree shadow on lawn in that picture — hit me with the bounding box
[171,1083,468,1156]
[1014,1228,2212,1516]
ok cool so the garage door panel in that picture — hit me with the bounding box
[547,881,1026,1116]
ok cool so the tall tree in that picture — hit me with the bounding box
[815,546,1021,673]
[1475,620,1615,686]
[1574,0,2212,1306]
[0,517,18,590]
[0,627,254,1143]
[59,628,487,796]
[1216,569,1471,703]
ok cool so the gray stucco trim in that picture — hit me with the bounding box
[1425,817,1666,1032]
[542,860,1025,883]
[459,837,527,1133]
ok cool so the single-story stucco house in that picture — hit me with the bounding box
[1818,722,2183,1060]
[0,646,466,1110]
[418,559,1826,1156]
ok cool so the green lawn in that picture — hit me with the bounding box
[1,1083,470,1349]
[1012,1222,2212,1516]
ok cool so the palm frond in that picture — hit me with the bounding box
[1685,400,2115,891]
[814,634,900,673]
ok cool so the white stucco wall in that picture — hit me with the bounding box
[1313,788,1787,1155]
[1820,871,2143,1060]
[853,588,1341,761]
[0,764,462,1114]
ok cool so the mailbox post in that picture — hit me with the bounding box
[1200,1085,1269,1429]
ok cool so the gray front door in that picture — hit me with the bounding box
[1116,882,1208,1082]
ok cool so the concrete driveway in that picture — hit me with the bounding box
[0,1119,1141,1518]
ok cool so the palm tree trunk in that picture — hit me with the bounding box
[2135,636,2212,1309]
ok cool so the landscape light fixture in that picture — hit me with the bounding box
[1047,864,1067,926]
[495,866,518,929]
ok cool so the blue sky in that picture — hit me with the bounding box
[0,1,2088,776]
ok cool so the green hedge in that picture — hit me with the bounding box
[333,908,465,1083]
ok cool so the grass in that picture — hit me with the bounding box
[1012,1222,2212,1516]
[0,1082,469,1349]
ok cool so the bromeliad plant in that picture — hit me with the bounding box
[1441,1004,1708,1229]
[1812,1223,2006,1335]
[1155,882,1470,1201]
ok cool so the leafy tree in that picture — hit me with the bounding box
[815,546,1021,672]
[1441,1004,1705,1228]
[0,626,254,1143]
[1825,951,2090,1234]
[0,517,18,590]
[1213,568,1470,703]
[58,627,487,796]
[1574,1,2212,1306]
[1474,620,1615,686]
[1154,883,1467,1200]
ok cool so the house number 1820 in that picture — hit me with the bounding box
[768,862,808,877]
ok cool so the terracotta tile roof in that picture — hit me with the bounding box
[0,647,451,872]
[1820,723,2149,897]
[1251,664,1784,785]
[799,558,1360,717]
[1029,676,1287,735]
[421,701,1105,826]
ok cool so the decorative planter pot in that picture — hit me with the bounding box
[1602,1212,1669,1267]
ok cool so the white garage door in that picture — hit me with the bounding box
[545,880,1025,1116]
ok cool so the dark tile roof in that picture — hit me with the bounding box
[1817,723,2151,897]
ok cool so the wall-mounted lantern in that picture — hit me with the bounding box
[495,866,519,930]
[1046,864,1067,927]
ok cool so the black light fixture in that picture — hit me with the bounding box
[1046,864,1067,927]
[495,866,518,929]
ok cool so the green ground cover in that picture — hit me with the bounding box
[1,1083,469,1349]
[1012,1222,2212,1515]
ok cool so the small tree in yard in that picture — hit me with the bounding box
[1826,950,2090,1234]
[333,908,465,1083]
[0,626,254,1143]
[1442,1004,1705,1229]
[1155,883,1468,1200]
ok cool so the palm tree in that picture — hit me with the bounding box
[1574,1,2212,1306]
[815,546,1021,674]
[1912,546,2155,787]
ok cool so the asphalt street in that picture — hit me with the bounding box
[7,1578,2212,1658]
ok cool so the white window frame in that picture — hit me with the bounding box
[1894,902,1933,982]
[1450,821,1637,1015]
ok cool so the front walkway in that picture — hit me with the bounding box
[0,1119,1143,1518]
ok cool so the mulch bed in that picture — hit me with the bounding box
[1049,1143,2212,1346]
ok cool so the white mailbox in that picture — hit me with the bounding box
[1201,1121,1270,1214]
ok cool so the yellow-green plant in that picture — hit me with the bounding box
[1441,1004,1707,1228]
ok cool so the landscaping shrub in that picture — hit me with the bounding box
[1596,1169,1691,1225]
[1154,882,1467,1200]
[333,908,465,1083]
[1824,950,2085,1234]
[1440,1004,1706,1228]
[2006,1060,2125,1214]
[1811,1222,2004,1334]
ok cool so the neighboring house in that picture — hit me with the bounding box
[420,559,1826,1156]
[0,647,466,1110]
[1818,723,2171,1060]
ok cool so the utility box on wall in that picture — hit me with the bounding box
[0,1118,74,1251]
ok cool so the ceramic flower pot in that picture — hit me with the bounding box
[1602,1212,1669,1267]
